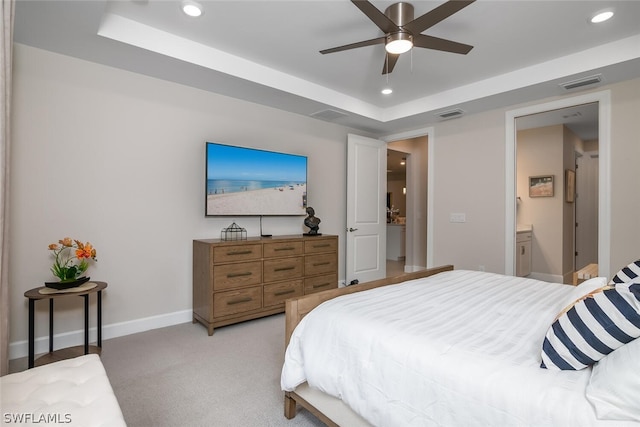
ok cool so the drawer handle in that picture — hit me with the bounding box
[312,244,330,248]
[275,247,296,251]
[313,262,330,267]
[274,266,295,272]
[227,297,252,305]
[227,272,253,278]
[227,250,253,256]
[274,289,295,296]
[312,282,330,289]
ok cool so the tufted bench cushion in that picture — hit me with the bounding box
[1,354,125,426]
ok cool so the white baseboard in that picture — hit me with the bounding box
[9,309,192,360]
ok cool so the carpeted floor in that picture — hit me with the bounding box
[12,314,325,427]
[104,314,325,426]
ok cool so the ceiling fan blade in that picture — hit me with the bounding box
[320,36,385,54]
[382,53,400,75]
[351,0,399,34]
[413,34,473,54]
[404,0,475,34]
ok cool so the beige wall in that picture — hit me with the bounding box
[609,77,640,274]
[431,109,506,272]
[9,43,640,356]
[9,44,356,356]
[430,78,640,277]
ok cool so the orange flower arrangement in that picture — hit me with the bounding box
[48,238,97,282]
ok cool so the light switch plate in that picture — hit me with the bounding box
[450,213,466,223]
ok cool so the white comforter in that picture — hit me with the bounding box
[281,270,631,427]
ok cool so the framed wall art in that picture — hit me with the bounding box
[529,175,554,197]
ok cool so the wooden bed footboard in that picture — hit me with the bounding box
[283,265,454,422]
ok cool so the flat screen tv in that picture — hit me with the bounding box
[205,142,308,216]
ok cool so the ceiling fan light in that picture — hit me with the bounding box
[182,0,203,17]
[385,32,413,55]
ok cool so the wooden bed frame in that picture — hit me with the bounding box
[283,265,454,425]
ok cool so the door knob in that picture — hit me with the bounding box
[348,227,358,232]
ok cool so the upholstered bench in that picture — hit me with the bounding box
[1,354,125,426]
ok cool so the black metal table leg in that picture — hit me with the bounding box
[28,299,35,368]
[49,299,54,353]
[83,294,89,354]
[97,290,102,347]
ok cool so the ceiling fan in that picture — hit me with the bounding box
[320,0,476,74]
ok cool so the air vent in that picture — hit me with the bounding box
[435,108,464,119]
[310,109,348,121]
[562,112,582,119]
[560,74,602,90]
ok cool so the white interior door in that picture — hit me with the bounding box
[346,134,387,284]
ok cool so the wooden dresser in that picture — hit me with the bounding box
[193,234,338,335]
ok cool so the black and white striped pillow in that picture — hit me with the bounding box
[541,282,640,370]
[610,259,640,284]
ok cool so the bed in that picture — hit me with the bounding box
[281,265,640,427]
[1,354,125,427]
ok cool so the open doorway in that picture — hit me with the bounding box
[385,135,429,276]
[505,91,611,280]
[344,131,429,285]
[345,129,430,284]
[515,103,598,284]
[386,149,407,277]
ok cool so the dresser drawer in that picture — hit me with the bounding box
[212,244,262,264]
[304,274,337,294]
[305,253,337,276]
[263,280,303,308]
[264,257,303,283]
[304,238,337,254]
[213,261,262,291]
[263,241,303,258]
[213,287,262,318]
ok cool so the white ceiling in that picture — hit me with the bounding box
[13,0,640,137]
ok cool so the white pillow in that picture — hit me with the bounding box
[560,277,608,309]
[586,337,640,421]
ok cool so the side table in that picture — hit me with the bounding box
[24,281,107,368]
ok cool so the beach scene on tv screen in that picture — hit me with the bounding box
[206,143,307,216]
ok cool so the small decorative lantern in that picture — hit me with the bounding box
[221,222,247,241]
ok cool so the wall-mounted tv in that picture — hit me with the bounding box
[206,142,308,216]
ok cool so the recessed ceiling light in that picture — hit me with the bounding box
[591,10,613,23]
[381,88,393,95]
[182,0,203,17]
